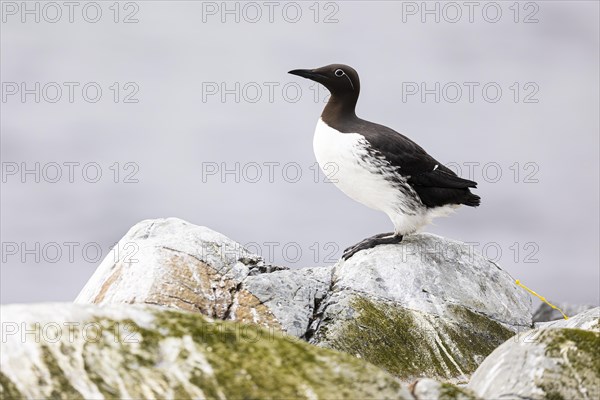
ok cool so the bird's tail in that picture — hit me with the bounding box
[462,192,481,207]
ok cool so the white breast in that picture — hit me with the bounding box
[313,119,405,213]
[313,118,437,235]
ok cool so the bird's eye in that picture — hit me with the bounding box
[334,69,344,77]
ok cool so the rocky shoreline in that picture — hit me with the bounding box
[1,218,598,399]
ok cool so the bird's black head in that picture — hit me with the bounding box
[288,64,360,99]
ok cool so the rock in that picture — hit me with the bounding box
[243,266,333,338]
[75,218,327,338]
[533,301,596,323]
[411,378,480,400]
[76,219,533,383]
[536,306,600,331]
[0,303,413,399]
[468,327,600,399]
[309,233,533,383]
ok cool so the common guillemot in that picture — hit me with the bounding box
[289,64,481,260]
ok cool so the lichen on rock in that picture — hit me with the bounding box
[74,219,534,384]
[539,328,600,398]
[320,296,514,383]
[468,327,600,399]
[307,233,532,383]
[411,378,480,400]
[0,303,412,399]
[6,218,596,399]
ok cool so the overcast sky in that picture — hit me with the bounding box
[1,1,599,307]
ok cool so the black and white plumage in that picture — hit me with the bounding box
[289,64,480,259]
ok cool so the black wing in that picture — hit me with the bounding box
[356,119,481,208]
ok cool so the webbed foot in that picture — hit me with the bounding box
[342,232,403,260]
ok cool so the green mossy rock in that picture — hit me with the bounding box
[317,296,514,384]
[469,327,600,399]
[0,303,412,399]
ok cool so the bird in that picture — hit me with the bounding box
[288,64,481,260]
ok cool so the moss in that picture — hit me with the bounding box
[545,328,600,376]
[39,345,84,399]
[172,384,192,399]
[443,305,514,373]
[82,351,119,399]
[546,328,600,376]
[329,297,446,379]
[0,371,23,399]
[537,328,600,399]
[447,306,513,341]
[179,347,190,359]
[328,297,515,381]
[187,369,222,399]
[433,339,460,376]
[68,308,403,399]
[154,309,402,399]
[439,382,478,400]
[79,317,171,398]
[539,388,565,400]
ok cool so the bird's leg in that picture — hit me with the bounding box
[342,232,403,260]
[342,232,394,255]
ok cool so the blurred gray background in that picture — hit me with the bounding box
[1,1,598,306]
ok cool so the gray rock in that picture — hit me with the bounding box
[533,301,596,323]
[326,234,532,329]
[468,326,600,399]
[310,233,533,383]
[75,219,533,384]
[243,266,333,338]
[75,217,265,316]
[535,306,600,331]
[75,218,327,337]
[0,303,413,399]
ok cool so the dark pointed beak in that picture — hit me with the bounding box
[288,69,325,82]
